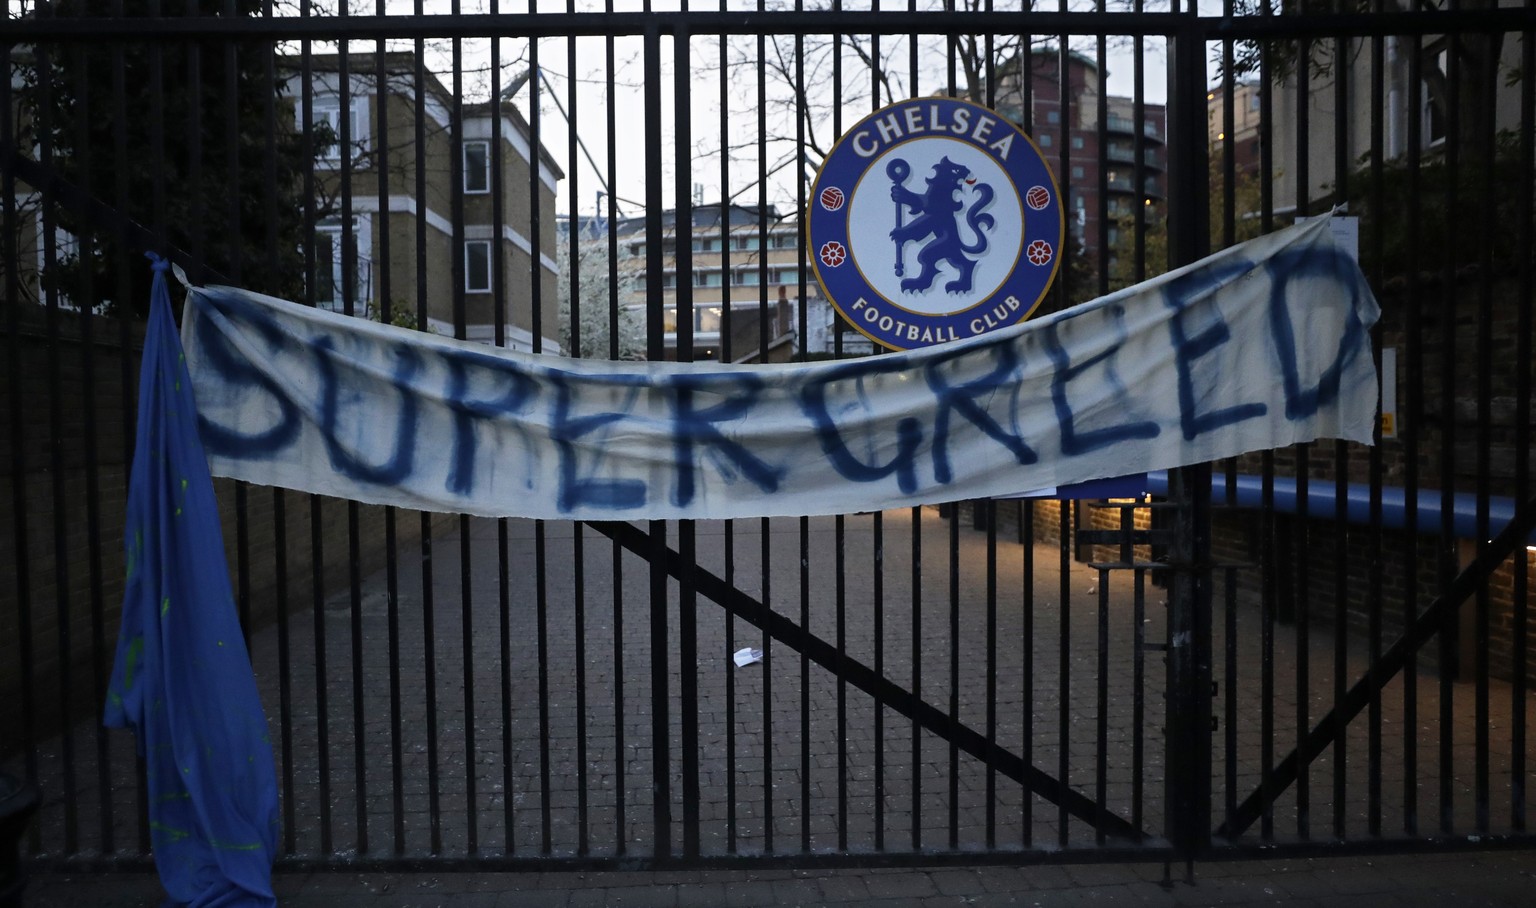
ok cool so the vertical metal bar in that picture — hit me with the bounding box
[308,496,331,856]
[256,2,293,857]
[985,499,998,849]
[334,26,372,857]
[296,14,332,860]
[836,509,849,850]
[603,7,625,856]
[948,504,961,850]
[1292,30,1315,844]
[672,26,701,860]
[370,29,405,858]
[831,16,849,853]
[1133,559,1148,840]
[0,28,39,859]
[1365,13,1386,842]
[911,504,923,851]
[1260,450,1276,841]
[873,509,885,852]
[68,26,112,857]
[1437,27,1461,837]
[524,36,555,856]
[1165,22,1212,864]
[1330,22,1351,843]
[642,24,671,860]
[34,35,80,858]
[755,23,773,854]
[1472,20,1497,837]
[1021,498,1034,848]
[558,16,590,858]
[447,17,479,855]
[1095,562,1109,846]
[407,9,441,855]
[1057,501,1070,848]
[1401,29,1423,838]
[800,513,811,852]
[1222,564,1237,837]
[1513,13,1535,834]
[907,10,921,848]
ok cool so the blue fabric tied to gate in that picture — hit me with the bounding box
[104,255,279,907]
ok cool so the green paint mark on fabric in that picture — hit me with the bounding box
[209,838,265,852]
[153,791,192,805]
[161,597,170,617]
[150,821,191,842]
[122,637,144,690]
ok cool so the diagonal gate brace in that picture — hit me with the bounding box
[588,519,1143,843]
[1217,493,1536,839]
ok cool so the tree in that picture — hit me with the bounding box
[11,0,316,317]
[1219,0,1510,167]
[556,232,645,361]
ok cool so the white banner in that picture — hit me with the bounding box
[182,215,1380,521]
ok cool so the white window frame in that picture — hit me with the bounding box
[307,96,369,165]
[463,140,491,194]
[464,239,493,294]
[313,217,372,314]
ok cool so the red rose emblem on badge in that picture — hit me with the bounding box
[819,241,847,267]
[820,187,845,211]
[1026,185,1050,210]
[1026,240,1053,265]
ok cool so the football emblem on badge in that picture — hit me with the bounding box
[806,97,1064,350]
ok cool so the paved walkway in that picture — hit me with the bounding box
[10,508,1536,904]
[22,848,1536,906]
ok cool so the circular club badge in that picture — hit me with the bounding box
[807,97,1063,350]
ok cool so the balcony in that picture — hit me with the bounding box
[1105,115,1162,141]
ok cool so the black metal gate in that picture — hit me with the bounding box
[2,2,1533,875]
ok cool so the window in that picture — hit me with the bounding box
[464,240,491,293]
[1071,165,1085,179]
[1047,110,1061,124]
[313,218,371,312]
[1039,133,1052,148]
[463,141,490,193]
[309,97,368,163]
[1071,135,1085,150]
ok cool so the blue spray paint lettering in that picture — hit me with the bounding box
[315,337,420,485]
[666,374,785,507]
[922,343,1037,484]
[1265,247,1370,420]
[1162,261,1268,440]
[441,347,540,495]
[798,360,923,493]
[548,374,647,512]
[1044,313,1160,456]
[191,291,303,457]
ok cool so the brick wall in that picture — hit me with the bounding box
[1,302,452,758]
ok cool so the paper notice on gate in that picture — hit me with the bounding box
[733,647,764,668]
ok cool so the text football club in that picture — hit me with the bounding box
[807,97,1065,350]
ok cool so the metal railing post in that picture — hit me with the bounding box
[1163,15,1214,875]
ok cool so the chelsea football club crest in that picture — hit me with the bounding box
[807,97,1064,350]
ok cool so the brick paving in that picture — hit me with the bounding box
[21,849,1536,906]
[8,507,1536,901]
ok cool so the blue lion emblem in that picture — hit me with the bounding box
[888,156,996,294]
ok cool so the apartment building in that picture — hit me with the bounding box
[611,202,871,361]
[992,47,1168,266]
[298,52,563,352]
